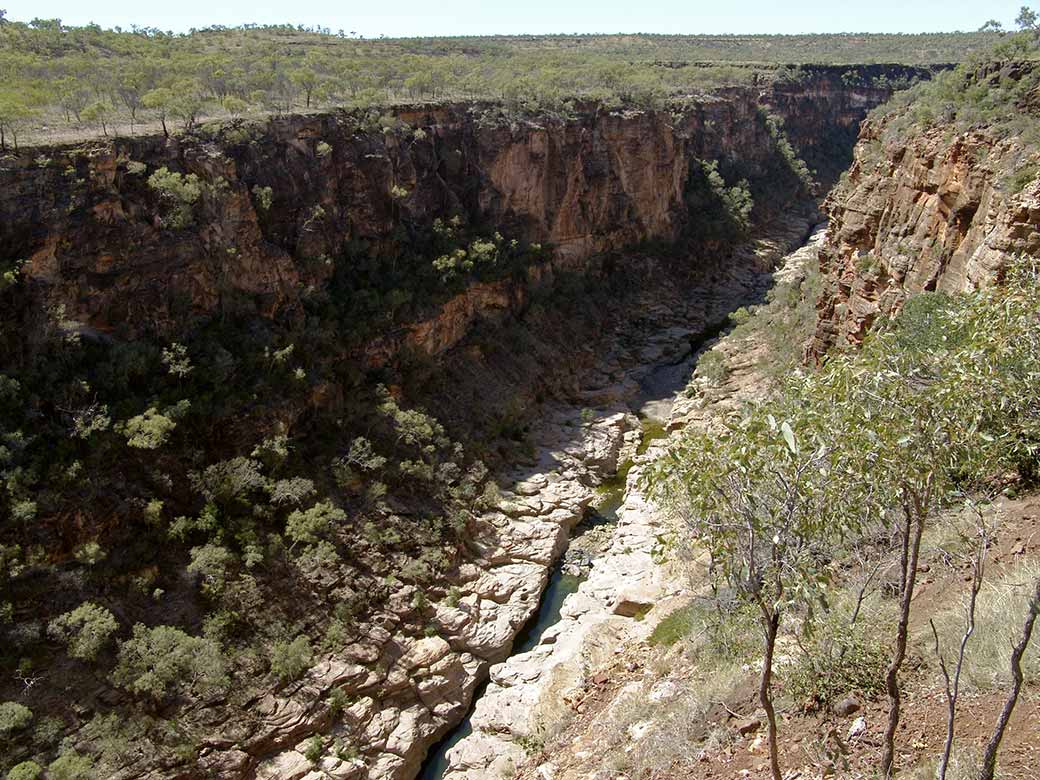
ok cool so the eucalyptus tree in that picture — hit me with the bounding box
[115,62,157,133]
[798,261,1040,778]
[0,89,36,150]
[142,87,173,136]
[646,406,852,780]
[647,258,1040,779]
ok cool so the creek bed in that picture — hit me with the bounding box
[418,493,623,779]
[420,362,690,779]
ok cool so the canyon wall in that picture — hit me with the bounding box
[0,66,928,360]
[807,61,1040,360]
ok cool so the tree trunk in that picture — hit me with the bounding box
[881,503,925,779]
[933,530,984,780]
[760,608,782,780]
[978,576,1040,780]
[160,116,168,137]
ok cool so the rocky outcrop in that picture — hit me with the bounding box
[187,410,637,780]
[0,69,925,780]
[807,63,1040,361]
[757,64,942,186]
[225,215,813,780]
[441,448,680,780]
[446,220,831,780]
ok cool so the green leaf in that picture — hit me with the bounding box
[781,421,797,455]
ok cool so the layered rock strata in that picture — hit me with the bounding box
[807,62,1040,360]
[1,67,922,354]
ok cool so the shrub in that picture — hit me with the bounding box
[7,761,43,780]
[1007,163,1039,194]
[47,751,94,780]
[285,501,346,546]
[161,343,193,378]
[728,306,752,327]
[765,114,815,191]
[328,686,348,716]
[444,586,462,608]
[112,624,228,701]
[193,457,265,505]
[187,544,235,597]
[117,407,177,450]
[48,602,118,661]
[252,185,273,212]
[334,737,360,761]
[685,159,753,240]
[147,167,204,229]
[268,477,315,507]
[696,349,728,384]
[73,541,106,566]
[785,616,889,711]
[0,701,32,735]
[270,636,313,682]
[303,734,324,763]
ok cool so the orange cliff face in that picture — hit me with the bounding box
[807,62,1040,362]
[0,67,927,361]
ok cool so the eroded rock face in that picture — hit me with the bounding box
[179,409,640,780]
[0,73,926,780]
[806,63,1040,361]
[1,68,921,359]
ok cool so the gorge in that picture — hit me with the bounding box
[1,42,1039,780]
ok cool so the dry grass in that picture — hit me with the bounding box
[596,660,742,780]
[903,749,1010,780]
[929,558,1040,693]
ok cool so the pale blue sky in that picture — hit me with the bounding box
[2,0,1026,37]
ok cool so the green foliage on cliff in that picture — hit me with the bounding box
[147,167,205,229]
[871,16,1040,145]
[684,159,754,241]
[47,603,118,662]
[111,624,229,702]
[0,135,562,768]
[6,761,43,780]
[0,702,32,735]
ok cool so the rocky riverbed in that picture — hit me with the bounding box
[209,216,818,780]
[427,221,823,780]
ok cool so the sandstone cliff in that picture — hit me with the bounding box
[0,69,925,780]
[807,62,1040,360]
[1,67,927,361]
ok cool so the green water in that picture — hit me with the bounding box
[593,416,668,509]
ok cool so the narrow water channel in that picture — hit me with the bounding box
[417,227,818,780]
[419,411,673,778]
[419,492,623,780]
